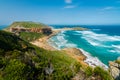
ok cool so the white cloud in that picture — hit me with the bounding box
[63,0,78,9]
[65,0,72,4]
[101,7,115,10]
[99,6,120,14]
[63,5,76,9]
[101,6,120,11]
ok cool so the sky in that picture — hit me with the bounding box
[0,0,120,25]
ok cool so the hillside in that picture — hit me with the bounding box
[6,21,48,29]
[0,30,81,80]
[4,22,52,42]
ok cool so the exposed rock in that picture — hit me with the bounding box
[45,62,54,75]
[109,61,120,80]
[10,27,52,35]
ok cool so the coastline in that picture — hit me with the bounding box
[31,28,107,69]
[31,28,89,67]
[31,30,59,51]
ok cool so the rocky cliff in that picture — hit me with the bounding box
[109,58,120,80]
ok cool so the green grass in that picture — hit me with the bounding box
[0,30,81,80]
[73,27,88,31]
[6,21,48,29]
[84,66,113,80]
[34,49,81,80]
[93,66,113,80]
[19,32,45,41]
[84,66,93,77]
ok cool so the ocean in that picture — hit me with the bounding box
[0,25,7,30]
[49,25,120,68]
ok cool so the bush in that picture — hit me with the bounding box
[3,59,32,80]
[20,32,44,41]
[93,66,112,80]
[85,66,93,77]
[115,60,120,64]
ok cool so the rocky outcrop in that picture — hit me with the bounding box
[10,27,52,35]
[109,58,120,80]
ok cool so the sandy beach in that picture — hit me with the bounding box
[31,30,59,51]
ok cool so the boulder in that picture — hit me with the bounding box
[109,61,120,80]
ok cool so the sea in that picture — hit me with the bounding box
[48,25,120,68]
[0,25,7,30]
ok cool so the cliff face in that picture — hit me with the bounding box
[10,27,52,35]
[109,58,120,80]
[6,22,52,35]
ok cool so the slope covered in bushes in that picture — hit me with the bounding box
[0,30,81,80]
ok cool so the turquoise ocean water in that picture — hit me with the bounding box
[49,25,120,68]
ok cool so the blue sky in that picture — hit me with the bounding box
[0,0,120,25]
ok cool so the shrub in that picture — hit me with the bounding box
[115,60,120,64]
[85,66,93,77]
[93,66,112,80]
[3,59,32,80]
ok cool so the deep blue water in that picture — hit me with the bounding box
[49,25,120,67]
[0,25,7,30]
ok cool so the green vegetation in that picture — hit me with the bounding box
[84,66,113,80]
[19,32,45,41]
[93,66,112,80]
[6,21,48,29]
[85,66,93,77]
[0,30,81,80]
[84,66,112,80]
[73,27,89,31]
[115,60,120,64]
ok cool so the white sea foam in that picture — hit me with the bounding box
[48,31,108,69]
[79,48,108,69]
[108,45,120,53]
[80,31,120,42]
[49,31,77,49]
[75,31,120,49]
[108,49,120,53]
[112,45,120,49]
[82,36,101,46]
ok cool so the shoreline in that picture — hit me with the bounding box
[31,28,107,69]
[31,29,89,67]
[31,30,59,51]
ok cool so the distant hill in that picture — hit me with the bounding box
[6,21,48,29]
[4,22,52,42]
